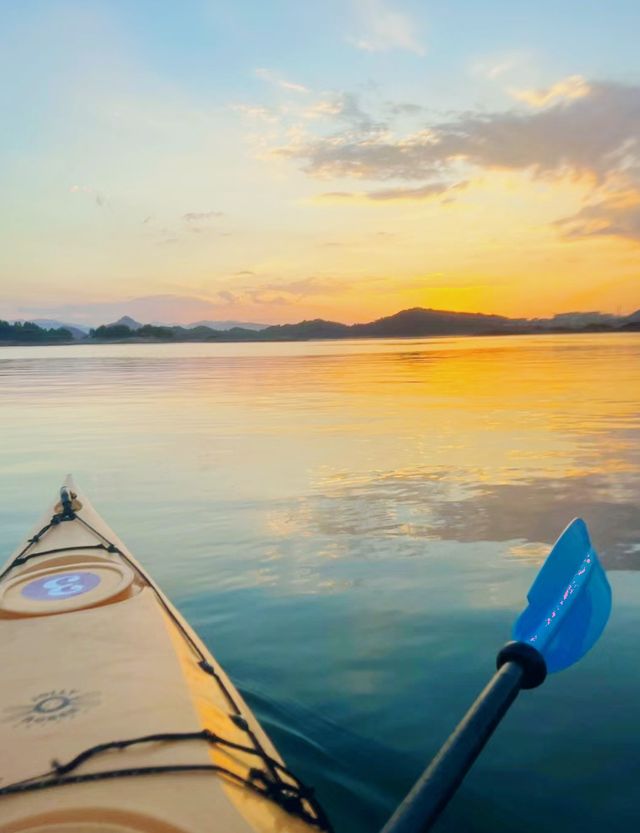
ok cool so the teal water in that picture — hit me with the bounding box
[1,334,640,832]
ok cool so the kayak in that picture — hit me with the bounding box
[0,477,332,833]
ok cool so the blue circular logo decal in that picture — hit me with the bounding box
[21,571,100,601]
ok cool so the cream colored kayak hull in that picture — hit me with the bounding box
[0,478,330,833]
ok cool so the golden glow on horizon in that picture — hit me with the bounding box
[3,104,639,325]
[259,171,640,322]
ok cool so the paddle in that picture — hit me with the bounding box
[381,518,612,833]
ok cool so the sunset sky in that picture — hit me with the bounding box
[1,0,639,325]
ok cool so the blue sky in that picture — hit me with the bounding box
[1,1,639,324]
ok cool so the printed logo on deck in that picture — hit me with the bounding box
[21,571,100,600]
[2,689,101,727]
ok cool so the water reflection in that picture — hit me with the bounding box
[283,466,640,569]
[1,336,639,571]
[1,335,639,574]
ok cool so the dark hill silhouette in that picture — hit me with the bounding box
[108,315,142,330]
[261,319,350,340]
[351,307,520,337]
[188,319,268,331]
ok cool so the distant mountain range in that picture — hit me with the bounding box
[10,318,90,339]
[186,319,269,331]
[105,315,270,332]
[92,307,640,342]
[8,315,270,339]
[4,307,640,345]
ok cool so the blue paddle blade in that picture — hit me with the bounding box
[512,518,611,673]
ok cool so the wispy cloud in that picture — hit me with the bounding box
[305,91,387,132]
[556,191,640,242]
[368,180,468,201]
[298,79,627,185]
[304,99,344,120]
[215,274,388,307]
[183,211,224,222]
[317,181,467,202]
[255,67,309,94]
[512,75,591,108]
[230,103,280,122]
[348,0,425,55]
[272,80,640,241]
[472,53,528,80]
[384,101,428,116]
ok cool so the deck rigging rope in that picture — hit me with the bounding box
[0,730,332,830]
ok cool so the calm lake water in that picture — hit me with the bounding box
[1,334,640,832]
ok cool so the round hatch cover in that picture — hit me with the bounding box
[0,562,134,616]
[22,572,101,600]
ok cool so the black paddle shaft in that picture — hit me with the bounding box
[381,642,546,833]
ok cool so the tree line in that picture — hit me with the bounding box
[0,321,73,342]
[89,324,175,339]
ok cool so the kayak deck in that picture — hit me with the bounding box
[0,479,331,833]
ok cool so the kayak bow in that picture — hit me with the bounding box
[0,478,331,833]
